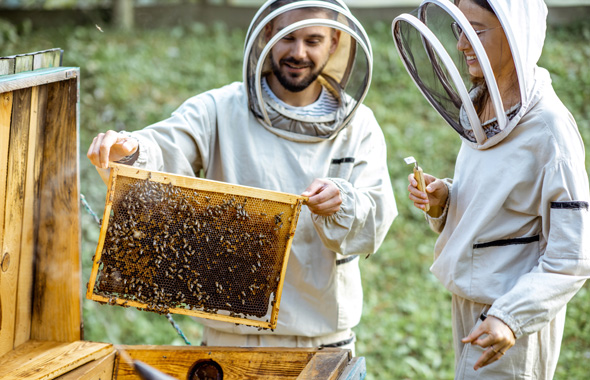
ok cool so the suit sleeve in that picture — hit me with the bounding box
[487,159,590,338]
[310,113,397,257]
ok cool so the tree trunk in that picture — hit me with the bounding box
[112,0,134,30]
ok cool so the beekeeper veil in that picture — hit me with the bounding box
[392,0,548,149]
[244,0,373,141]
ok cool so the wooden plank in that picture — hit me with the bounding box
[31,77,81,342]
[49,49,63,68]
[0,67,77,94]
[56,350,116,380]
[0,91,13,275]
[0,57,16,76]
[336,357,366,380]
[14,85,49,347]
[33,49,63,71]
[0,87,32,357]
[14,55,34,74]
[114,346,320,380]
[0,340,114,380]
[297,350,350,380]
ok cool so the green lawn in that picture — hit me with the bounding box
[2,15,589,380]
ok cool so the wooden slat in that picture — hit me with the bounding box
[114,346,322,380]
[0,57,16,76]
[0,88,32,357]
[31,77,81,342]
[297,350,350,380]
[14,85,48,347]
[0,67,77,94]
[56,350,116,380]
[33,49,63,71]
[0,340,114,380]
[336,357,366,380]
[0,91,13,271]
[14,55,34,74]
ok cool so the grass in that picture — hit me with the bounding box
[1,15,589,380]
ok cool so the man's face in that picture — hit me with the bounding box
[266,9,339,93]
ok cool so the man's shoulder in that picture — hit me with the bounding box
[348,102,379,129]
[185,81,246,105]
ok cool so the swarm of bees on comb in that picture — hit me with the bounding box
[87,165,304,329]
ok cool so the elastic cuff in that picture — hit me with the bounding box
[116,147,139,165]
[487,309,520,339]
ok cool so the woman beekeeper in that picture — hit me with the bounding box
[393,0,589,378]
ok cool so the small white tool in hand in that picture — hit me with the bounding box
[404,156,430,212]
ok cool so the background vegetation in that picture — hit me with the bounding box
[1,13,589,379]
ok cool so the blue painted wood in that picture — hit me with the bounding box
[338,356,367,380]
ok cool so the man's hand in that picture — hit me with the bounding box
[302,179,342,216]
[462,316,516,371]
[87,130,138,169]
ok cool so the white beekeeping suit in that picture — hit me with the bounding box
[393,0,589,378]
[122,0,397,351]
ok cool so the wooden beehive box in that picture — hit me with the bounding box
[0,49,366,380]
[0,49,115,379]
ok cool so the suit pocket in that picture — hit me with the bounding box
[327,157,354,179]
[470,236,541,303]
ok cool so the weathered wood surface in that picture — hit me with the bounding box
[297,350,350,380]
[14,84,48,348]
[0,340,114,380]
[0,91,12,277]
[0,57,16,76]
[0,67,77,94]
[56,350,116,380]
[31,77,81,342]
[336,357,366,380]
[113,346,353,380]
[0,49,62,77]
[0,87,32,357]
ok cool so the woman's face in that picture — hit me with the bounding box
[456,0,515,85]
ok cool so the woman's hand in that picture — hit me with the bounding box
[407,173,448,217]
[462,316,516,370]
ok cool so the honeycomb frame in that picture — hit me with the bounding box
[86,163,305,330]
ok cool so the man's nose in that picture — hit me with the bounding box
[290,40,306,59]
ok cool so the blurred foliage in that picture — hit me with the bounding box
[1,15,589,380]
[0,0,208,9]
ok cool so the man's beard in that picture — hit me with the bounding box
[270,54,327,93]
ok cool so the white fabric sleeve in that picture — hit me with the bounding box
[121,94,215,176]
[425,178,452,234]
[310,117,397,257]
[487,160,590,338]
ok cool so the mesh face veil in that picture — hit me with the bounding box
[243,0,373,140]
[392,0,522,147]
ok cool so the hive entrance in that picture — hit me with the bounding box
[87,164,305,329]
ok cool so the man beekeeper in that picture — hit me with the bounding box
[88,0,397,354]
